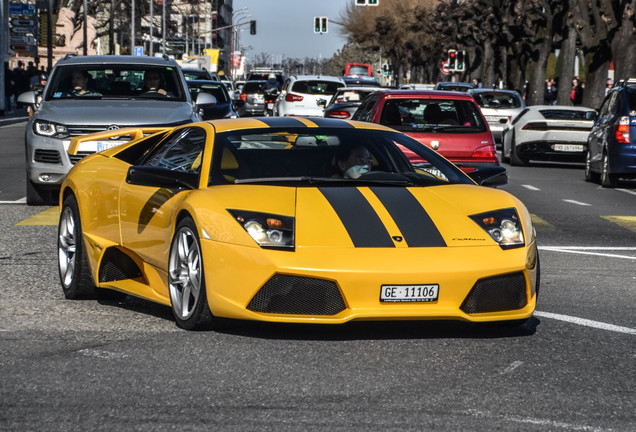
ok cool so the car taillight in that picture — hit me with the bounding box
[522,122,549,130]
[285,93,303,102]
[326,110,351,119]
[240,93,247,101]
[472,145,497,159]
[615,116,630,144]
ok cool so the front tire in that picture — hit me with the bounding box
[58,194,96,299]
[168,217,213,330]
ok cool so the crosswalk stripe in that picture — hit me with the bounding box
[601,216,636,233]
[15,206,59,226]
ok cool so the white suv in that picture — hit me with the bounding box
[273,75,344,117]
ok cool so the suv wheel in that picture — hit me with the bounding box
[601,152,618,188]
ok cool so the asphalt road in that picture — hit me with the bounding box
[1,121,635,431]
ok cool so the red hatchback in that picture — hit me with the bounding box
[352,90,498,170]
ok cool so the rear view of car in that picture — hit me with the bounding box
[352,90,498,170]
[585,78,636,187]
[501,105,596,166]
[236,80,267,116]
[323,87,379,119]
[469,89,526,145]
[274,75,344,117]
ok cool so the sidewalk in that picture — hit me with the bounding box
[0,106,29,126]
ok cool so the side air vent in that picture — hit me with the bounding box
[460,272,527,314]
[99,248,143,283]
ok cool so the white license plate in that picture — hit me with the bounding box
[254,95,264,103]
[486,116,506,122]
[553,144,584,152]
[381,284,439,302]
[267,102,274,109]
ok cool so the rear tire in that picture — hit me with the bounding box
[510,141,529,166]
[58,194,96,299]
[601,152,618,188]
[168,217,214,330]
[584,150,600,183]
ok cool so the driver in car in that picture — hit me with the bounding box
[335,144,373,179]
[143,71,173,96]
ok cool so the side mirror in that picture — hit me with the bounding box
[196,92,217,106]
[316,99,327,107]
[18,91,36,105]
[467,165,508,187]
[126,166,198,190]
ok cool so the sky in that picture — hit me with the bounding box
[232,0,351,61]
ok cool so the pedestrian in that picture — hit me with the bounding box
[544,79,557,105]
[570,77,583,106]
[3,62,14,114]
[605,78,614,96]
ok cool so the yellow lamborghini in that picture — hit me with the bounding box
[58,117,539,330]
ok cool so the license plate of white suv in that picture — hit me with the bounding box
[380,284,439,302]
[553,144,584,152]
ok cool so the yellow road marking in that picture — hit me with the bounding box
[530,214,555,231]
[15,206,59,226]
[602,216,636,233]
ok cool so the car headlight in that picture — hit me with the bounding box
[33,120,70,138]
[469,208,524,249]
[228,209,295,250]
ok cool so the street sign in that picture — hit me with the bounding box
[11,27,35,34]
[441,61,450,75]
[10,35,36,45]
[11,18,35,26]
[9,3,35,16]
[11,45,37,52]
[134,46,144,56]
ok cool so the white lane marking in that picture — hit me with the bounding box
[538,246,636,260]
[616,188,636,196]
[522,184,540,191]
[0,198,26,204]
[535,311,636,335]
[468,409,605,431]
[501,360,524,374]
[78,348,129,359]
[562,199,591,206]
[540,246,636,250]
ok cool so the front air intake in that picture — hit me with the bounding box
[460,272,527,314]
[247,274,346,315]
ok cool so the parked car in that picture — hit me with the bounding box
[585,78,636,187]
[58,117,538,330]
[181,67,220,81]
[323,87,380,119]
[18,54,207,205]
[235,80,268,117]
[435,82,477,92]
[468,89,526,145]
[274,75,345,117]
[351,89,498,171]
[186,80,238,120]
[501,105,597,166]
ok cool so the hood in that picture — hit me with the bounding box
[36,99,197,126]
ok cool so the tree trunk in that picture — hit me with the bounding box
[557,27,577,105]
[611,0,636,80]
[581,52,610,109]
[482,40,495,88]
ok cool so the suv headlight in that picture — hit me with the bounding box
[33,120,70,138]
[469,208,524,249]
[228,209,295,250]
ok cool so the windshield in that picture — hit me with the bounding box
[209,128,472,186]
[45,65,187,101]
[188,83,230,103]
[379,99,488,132]
[472,92,522,109]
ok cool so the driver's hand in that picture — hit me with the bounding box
[344,165,370,179]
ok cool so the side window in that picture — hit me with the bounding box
[352,94,378,122]
[143,127,206,173]
[598,93,616,124]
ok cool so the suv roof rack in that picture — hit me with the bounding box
[616,78,636,87]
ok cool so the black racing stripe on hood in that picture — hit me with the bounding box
[319,187,394,248]
[306,118,355,128]
[257,117,307,128]
[370,187,447,247]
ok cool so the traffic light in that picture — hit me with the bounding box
[448,49,457,70]
[368,0,379,5]
[321,17,328,33]
[314,17,321,33]
[355,0,366,4]
[455,50,465,71]
[250,20,256,35]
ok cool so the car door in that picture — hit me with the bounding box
[119,126,207,270]
[588,92,614,164]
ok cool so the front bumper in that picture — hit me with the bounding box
[201,240,538,324]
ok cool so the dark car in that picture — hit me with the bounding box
[181,68,220,81]
[585,78,636,187]
[435,82,477,92]
[342,76,382,87]
[351,89,498,170]
[186,80,238,120]
[236,80,268,116]
[323,87,379,119]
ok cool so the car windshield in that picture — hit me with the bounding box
[331,89,375,104]
[379,99,488,132]
[188,83,230,103]
[291,80,341,95]
[209,128,472,186]
[473,92,522,109]
[45,65,187,101]
[242,81,266,94]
